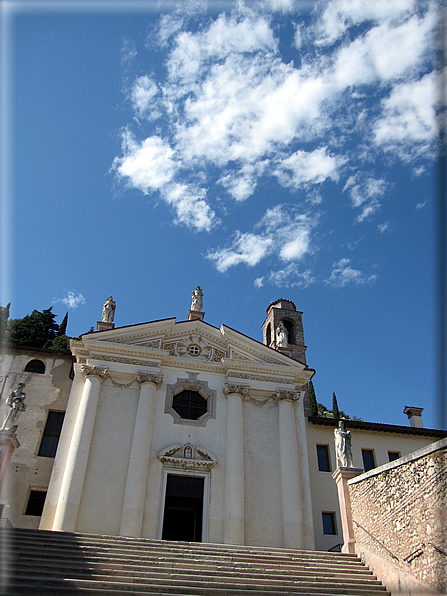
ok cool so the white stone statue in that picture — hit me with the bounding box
[334,419,353,468]
[191,286,203,312]
[1,383,27,432]
[276,321,288,348]
[102,296,116,323]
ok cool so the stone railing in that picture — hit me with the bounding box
[344,438,447,595]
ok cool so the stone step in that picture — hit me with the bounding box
[8,553,378,580]
[4,527,357,560]
[9,560,385,589]
[7,546,370,577]
[3,529,359,564]
[1,528,390,596]
[3,574,391,595]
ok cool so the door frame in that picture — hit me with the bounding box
[157,467,211,542]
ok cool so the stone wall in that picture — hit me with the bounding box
[348,438,447,594]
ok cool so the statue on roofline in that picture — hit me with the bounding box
[1,383,27,433]
[334,419,354,468]
[276,321,288,348]
[102,296,116,323]
[191,286,203,312]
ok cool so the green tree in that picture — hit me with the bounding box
[332,392,340,422]
[57,312,68,336]
[0,303,10,341]
[308,380,318,417]
[6,307,60,348]
[51,335,69,351]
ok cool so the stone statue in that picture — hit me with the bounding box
[184,445,193,459]
[191,286,203,312]
[334,419,353,468]
[102,296,116,323]
[276,321,288,348]
[1,383,27,432]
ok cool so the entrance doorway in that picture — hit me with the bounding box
[162,474,204,542]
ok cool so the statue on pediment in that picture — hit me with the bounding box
[276,321,288,347]
[191,286,203,312]
[1,383,26,432]
[102,296,116,323]
[334,419,353,468]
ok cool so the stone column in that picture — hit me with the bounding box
[332,467,363,554]
[277,391,304,549]
[119,373,162,538]
[223,384,247,545]
[0,431,19,494]
[52,366,108,532]
[295,393,315,550]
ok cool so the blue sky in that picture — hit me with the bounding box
[1,0,445,428]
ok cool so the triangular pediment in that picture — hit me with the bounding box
[72,318,310,378]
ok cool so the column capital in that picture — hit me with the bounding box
[136,372,163,387]
[224,383,249,397]
[81,365,109,381]
[274,390,300,402]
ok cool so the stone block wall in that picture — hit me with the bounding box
[348,439,447,594]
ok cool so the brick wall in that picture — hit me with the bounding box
[348,438,447,594]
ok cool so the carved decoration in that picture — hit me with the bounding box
[224,383,250,396]
[136,372,163,387]
[91,354,159,368]
[158,443,216,470]
[273,390,300,402]
[81,365,109,380]
[231,351,250,361]
[110,377,136,388]
[163,334,226,363]
[134,339,162,349]
[228,372,290,384]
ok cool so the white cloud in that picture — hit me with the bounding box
[332,10,435,88]
[61,292,86,309]
[162,183,217,232]
[262,265,316,288]
[113,1,440,276]
[114,132,176,192]
[328,258,377,287]
[416,201,428,210]
[373,72,438,161]
[378,221,392,234]
[343,175,387,221]
[121,39,137,65]
[208,204,317,272]
[274,147,344,189]
[315,0,418,46]
[130,76,159,120]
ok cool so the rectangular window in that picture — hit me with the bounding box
[388,451,401,462]
[322,512,337,535]
[362,449,376,472]
[316,445,331,472]
[38,411,64,458]
[25,490,47,516]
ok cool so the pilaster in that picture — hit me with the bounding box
[0,430,19,494]
[276,390,304,548]
[52,366,108,532]
[119,373,162,538]
[223,384,247,545]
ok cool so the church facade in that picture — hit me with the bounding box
[1,296,445,551]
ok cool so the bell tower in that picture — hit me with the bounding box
[262,299,307,364]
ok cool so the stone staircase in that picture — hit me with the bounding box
[0,528,390,595]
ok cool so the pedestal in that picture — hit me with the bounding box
[332,467,363,554]
[188,310,205,321]
[0,430,19,494]
[97,321,115,331]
